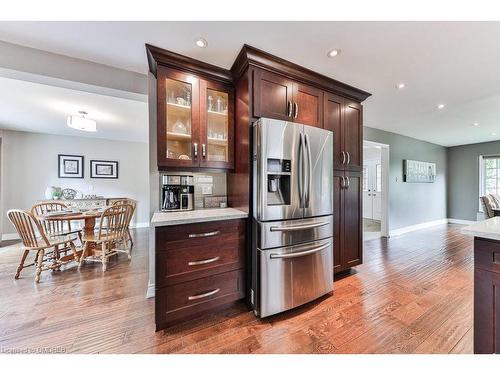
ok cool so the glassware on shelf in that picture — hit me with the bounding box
[216,97,223,113]
[172,118,187,134]
[186,92,191,106]
[168,91,175,104]
[208,95,213,111]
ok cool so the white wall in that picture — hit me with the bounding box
[0,129,149,237]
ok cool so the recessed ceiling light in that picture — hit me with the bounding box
[473,122,479,126]
[327,49,341,58]
[195,38,208,48]
[437,104,445,109]
[396,83,406,89]
[492,132,497,136]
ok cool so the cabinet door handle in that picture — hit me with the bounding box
[202,143,206,158]
[287,101,293,117]
[341,151,346,165]
[188,288,220,301]
[194,143,198,159]
[346,151,351,165]
[294,102,299,119]
[340,176,346,188]
[188,256,220,266]
[188,230,220,238]
[346,176,350,188]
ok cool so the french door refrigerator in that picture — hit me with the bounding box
[252,117,334,318]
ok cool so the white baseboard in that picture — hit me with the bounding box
[448,218,476,225]
[1,232,20,241]
[389,219,448,237]
[146,283,155,298]
[130,222,149,229]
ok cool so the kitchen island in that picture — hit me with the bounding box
[462,217,500,354]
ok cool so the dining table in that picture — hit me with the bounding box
[38,209,104,258]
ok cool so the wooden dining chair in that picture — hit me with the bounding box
[78,204,134,272]
[7,209,79,283]
[112,199,136,247]
[31,201,83,241]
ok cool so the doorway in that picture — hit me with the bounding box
[363,140,389,240]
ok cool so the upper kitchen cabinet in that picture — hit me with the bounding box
[146,44,235,170]
[253,68,323,128]
[324,93,363,172]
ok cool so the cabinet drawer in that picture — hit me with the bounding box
[155,219,245,251]
[156,269,245,329]
[156,235,244,286]
[475,238,500,274]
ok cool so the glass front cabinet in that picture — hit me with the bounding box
[157,66,234,169]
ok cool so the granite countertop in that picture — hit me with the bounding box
[461,217,500,241]
[151,208,248,227]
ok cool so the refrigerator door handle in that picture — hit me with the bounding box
[298,132,305,208]
[305,133,312,208]
[270,242,330,259]
[269,220,330,232]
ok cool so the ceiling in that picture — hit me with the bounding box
[0,21,500,146]
[0,76,148,142]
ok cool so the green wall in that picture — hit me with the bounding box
[364,126,448,231]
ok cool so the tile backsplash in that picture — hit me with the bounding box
[192,172,227,209]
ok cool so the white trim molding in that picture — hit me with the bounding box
[1,232,20,241]
[389,219,449,237]
[448,218,476,225]
[130,222,150,229]
[146,283,155,298]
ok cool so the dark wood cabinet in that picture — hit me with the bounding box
[344,101,363,171]
[333,171,362,273]
[253,69,323,128]
[253,69,293,121]
[148,45,235,170]
[324,94,363,172]
[474,238,500,354]
[155,219,246,330]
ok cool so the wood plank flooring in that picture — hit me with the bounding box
[0,224,473,354]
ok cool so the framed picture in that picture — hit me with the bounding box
[58,154,84,178]
[90,160,119,179]
[403,159,436,183]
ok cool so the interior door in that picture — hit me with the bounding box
[362,166,373,219]
[292,83,323,128]
[253,69,293,121]
[324,92,344,170]
[343,171,362,268]
[302,125,333,218]
[344,101,362,172]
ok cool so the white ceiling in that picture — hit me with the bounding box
[0,76,148,142]
[1,21,500,146]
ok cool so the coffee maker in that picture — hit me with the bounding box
[161,175,194,211]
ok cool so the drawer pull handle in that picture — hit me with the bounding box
[270,221,329,232]
[188,256,220,266]
[188,288,220,301]
[188,230,220,238]
[270,242,330,259]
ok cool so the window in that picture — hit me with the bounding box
[376,164,382,192]
[483,156,500,196]
[363,167,368,191]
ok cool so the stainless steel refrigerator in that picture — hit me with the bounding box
[252,117,334,318]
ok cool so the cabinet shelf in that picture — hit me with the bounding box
[208,110,228,117]
[208,137,228,145]
[167,131,192,141]
[167,102,191,117]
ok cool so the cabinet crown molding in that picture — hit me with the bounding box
[231,44,371,103]
[145,44,233,85]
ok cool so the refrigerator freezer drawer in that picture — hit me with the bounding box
[256,215,333,250]
[258,238,333,318]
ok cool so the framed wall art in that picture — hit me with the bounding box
[403,159,436,183]
[58,154,84,178]
[90,160,119,179]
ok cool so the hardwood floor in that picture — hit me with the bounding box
[0,224,473,354]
